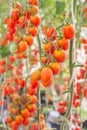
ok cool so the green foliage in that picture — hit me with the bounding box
[56,0,65,14]
[39,0,53,8]
[0,43,17,57]
[0,45,10,57]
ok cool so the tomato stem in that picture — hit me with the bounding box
[60,0,76,129]
[60,40,73,130]
[56,23,65,30]
[37,34,42,130]
[37,34,42,59]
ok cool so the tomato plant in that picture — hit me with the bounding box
[0,0,87,130]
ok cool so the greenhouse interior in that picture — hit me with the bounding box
[0,0,87,130]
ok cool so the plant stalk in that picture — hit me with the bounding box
[37,34,42,130]
[60,0,76,129]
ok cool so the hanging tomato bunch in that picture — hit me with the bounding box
[0,0,76,130]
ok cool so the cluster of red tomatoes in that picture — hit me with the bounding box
[74,42,87,109]
[68,113,81,130]
[39,24,75,87]
[65,36,87,130]
[41,25,75,114]
[57,101,67,114]
[0,0,42,130]
[2,0,41,49]
[0,0,76,130]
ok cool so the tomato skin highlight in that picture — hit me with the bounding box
[28,27,38,37]
[57,38,69,50]
[18,41,28,52]
[28,0,39,6]
[49,62,61,75]
[23,35,34,46]
[54,49,66,63]
[41,67,53,87]
[30,15,41,26]
[31,69,41,81]
[63,24,75,39]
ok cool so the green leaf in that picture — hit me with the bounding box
[0,46,10,57]
[9,43,17,54]
[72,62,84,68]
[0,43,17,57]
[39,0,53,8]
[74,64,84,68]
[56,0,65,14]
[63,90,70,94]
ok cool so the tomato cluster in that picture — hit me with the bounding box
[68,113,81,130]
[2,0,41,130]
[40,24,75,87]
[0,0,76,129]
[65,35,87,130]
[57,101,67,114]
[5,82,38,130]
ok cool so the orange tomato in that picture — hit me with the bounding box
[6,32,15,41]
[32,123,39,130]
[46,27,55,38]
[16,53,23,59]
[63,24,75,39]
[30,15,41,26]
[23,35,34,46]
[44,42,51,51]
[21,108,30,118]
[28,26,38,37]
[11,8,19,21]
[40,114,44,122]
[18,16,27,28]
[23,118,30,126]
[31,69,41,81]
[0,59,6,65]
[28,86,37,95]
[11,107,18,115]
[41,78,53,87]
[41,123,45,129]
[6,116,13,124]
[41,56,47,63]
[41,67,53,87]
[7,18,15,28]
[30,80,40,89]
[18,41,28,52]
[57,38,69,50]
[28,0,38,6]
[1,38,8,46]
[54,49,66,62]
[30,6,39,14]
[15,115,24,125]
[4,17,9,24]
[22,53,28,58]
[9,56,16,62]
[14,36,22,43]
[27,104,37,113]
[49,62,61,75]
[29,95,37,104]
[0,66,6,74]
[10,121,18,130]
